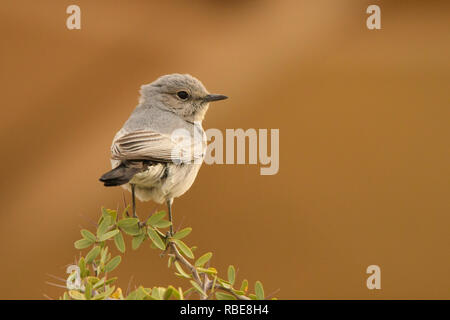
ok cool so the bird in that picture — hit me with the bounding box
[99,74,227,234]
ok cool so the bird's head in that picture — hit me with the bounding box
[139,74,227,122]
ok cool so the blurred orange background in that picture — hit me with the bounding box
[0,0,449,299]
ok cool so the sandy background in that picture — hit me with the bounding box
[0,0,449,299]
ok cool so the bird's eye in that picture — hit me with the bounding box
[176,91,189,100]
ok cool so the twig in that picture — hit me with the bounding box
[211,283,251,300]
[167,240,250,300]
[169,242,202,285]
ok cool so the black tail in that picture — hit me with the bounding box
[99,163,141,187]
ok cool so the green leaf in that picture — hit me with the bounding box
[86,276,100,286]
[228,265,236,286]
[103,214,113,226]
[168,255,174,268]
[151,287,166,300]
[147,211,166,227]
[78,257,86,277]
[196,267,218,275]
[122,205,130,219]
[231,288,246,295]
[68,290,85,300]
[98,229,119,242]
[100,247,109,265]
[92,277,105,289]
[105,277,118,286]
[142,287,155,300]
[158,287,166,299]
[120,223,141,236]
[117,217,139,228]
[81,229,96,242]
[147,228,166,250]
[217,278,232,289]
[74,238,93,250]
[97,215,104,226]
[240,279,249,292]
[118,218,140,235]
[85,281,92,300]
[211,276,218,294]
[150,287,159,300]
[125,289,140,300]
[163,286,175,300]
[174,261,191,279]
[113,232,125,253]
[170,286,181,300]
[97,216,111,237]
[93,285,115,300]
[195,252,212,267]
[85,246,101,264]
[215,292,236,300]
[173,239,194,259]
[153,220,172,229]
[112,287,124,300]
[132,233,146,250]
[99,229,119,242]
[190,280,207,298]
[126,287,148,300]
[183,287,196,297]
[255,281,264,300]
[110,210,117,222]
[102,207,117,222]
[105,256,121,273]
[172,227,192,240]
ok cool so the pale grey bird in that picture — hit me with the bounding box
[99,74,227,234]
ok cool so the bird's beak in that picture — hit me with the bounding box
[203,94,228,102]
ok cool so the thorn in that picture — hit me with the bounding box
[43,293,53,300]
[126,275,134,296]
[45,281,67,289]
[122,191,130,217]
[176,216,186,233]
[46,273,66,282]
[265,288,280,300]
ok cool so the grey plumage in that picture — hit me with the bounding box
[99,74,227,224]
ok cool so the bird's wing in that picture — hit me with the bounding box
[111,130,203,163]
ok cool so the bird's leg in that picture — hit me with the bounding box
[131,184,138,218]
[167,198,174,236]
